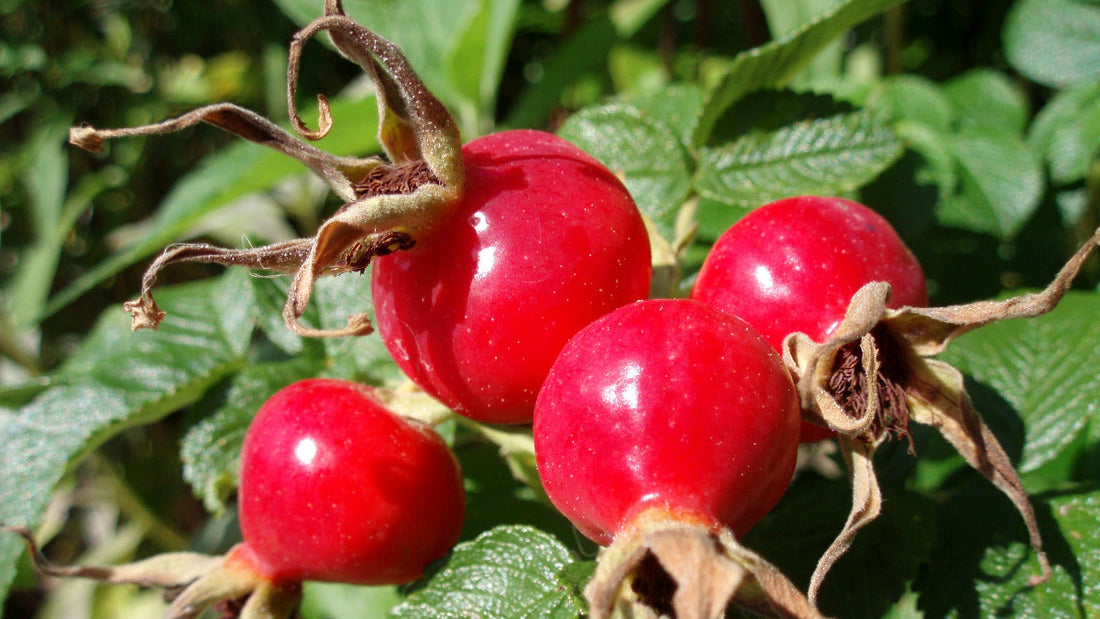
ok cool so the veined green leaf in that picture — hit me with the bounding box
[390,525,584,618]
[557,102,693,239]
[942,69,1029,135]
[937,128,1043,238]
[939,292,1100,476]
[1029,81,1100,185]
[695,92,902,237]
[916,482,1100,616]
[693,0,904,146]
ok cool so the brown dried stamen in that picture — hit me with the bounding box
[828,323,915,453]
[352,160,438,198]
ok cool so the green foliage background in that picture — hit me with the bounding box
[1,0,1098,616]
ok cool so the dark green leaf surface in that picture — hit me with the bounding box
[390,525,584,618]
[939,292,1100,476]
[0,270,255,604]
[557,103,693,238]
[916,482,1100,617]
[695,99,901,229]
[942,69,1029,135]
[1004,0,1100,88]
[744,475,937,619]
[693,0,905,145]
[937,128,1043,238]
[1029,82,1100,185]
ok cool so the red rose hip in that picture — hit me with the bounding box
[372,129,652,424]
[238,378,465,585]
[533,299,800,546]
[691,196,927,442]
[692,196,927,350]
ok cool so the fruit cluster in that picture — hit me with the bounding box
[9,2,1100,618]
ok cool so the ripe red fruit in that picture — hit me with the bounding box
[372,129,652,424]
[237,378,465,585]
[691,196,927,442]
[533,299,800,546]
[692,196,927,349]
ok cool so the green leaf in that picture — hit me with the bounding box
[390,525,584,618]
[936,128,1044,238]
[873,75,955,132]
[694,91,902,237]
[916,482,1100,617]
[503,0,668,130]
[693,0,905,146]
[939,292,1100,476]
[630,83,705,147]
[744,475,938,619]
[44,95,380,321]
[181,356,323,513]
[942,69,1030,134]
[758,0,846,88]
[556,102,693,238]
[4,120,114,328]
[1004,0,1100,88]
[0,269,256,606]
[1029,81,1100,185]
[272,0,519,135]
[313,272,404,385]
[445,0,521,132]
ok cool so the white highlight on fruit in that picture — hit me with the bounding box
[295,437,319,466]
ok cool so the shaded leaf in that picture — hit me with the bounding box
[872,74,954,133]
[916,482,1100,617]
[938,292,1100,475]
[937,128,1043,238]
[693,0,904,145]
[390,525,584,618]
[695,92,902,235]
[743,475,938,619]
[1029,82,1100,185]
[943,69,1029,134]
[557,103,693,238]
[1004,0,1100,88]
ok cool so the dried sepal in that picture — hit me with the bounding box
[806,436,882,605]
[72,1,465,338]
[781,227,1100,598]
[3,525,298,619]
[584,509,823,619]
[885,225,1100,355]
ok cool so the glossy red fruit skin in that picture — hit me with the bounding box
[533,299,800,546]
[372,129,652,424]
[692,196,927,350]
[238,379,465,586]
[690,196,927,443]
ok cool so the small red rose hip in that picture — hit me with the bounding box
[238,378,465,585]
[691,196,927,442]
[533,299,800,546]
[372,129,652,424]
[692,195,927,350]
